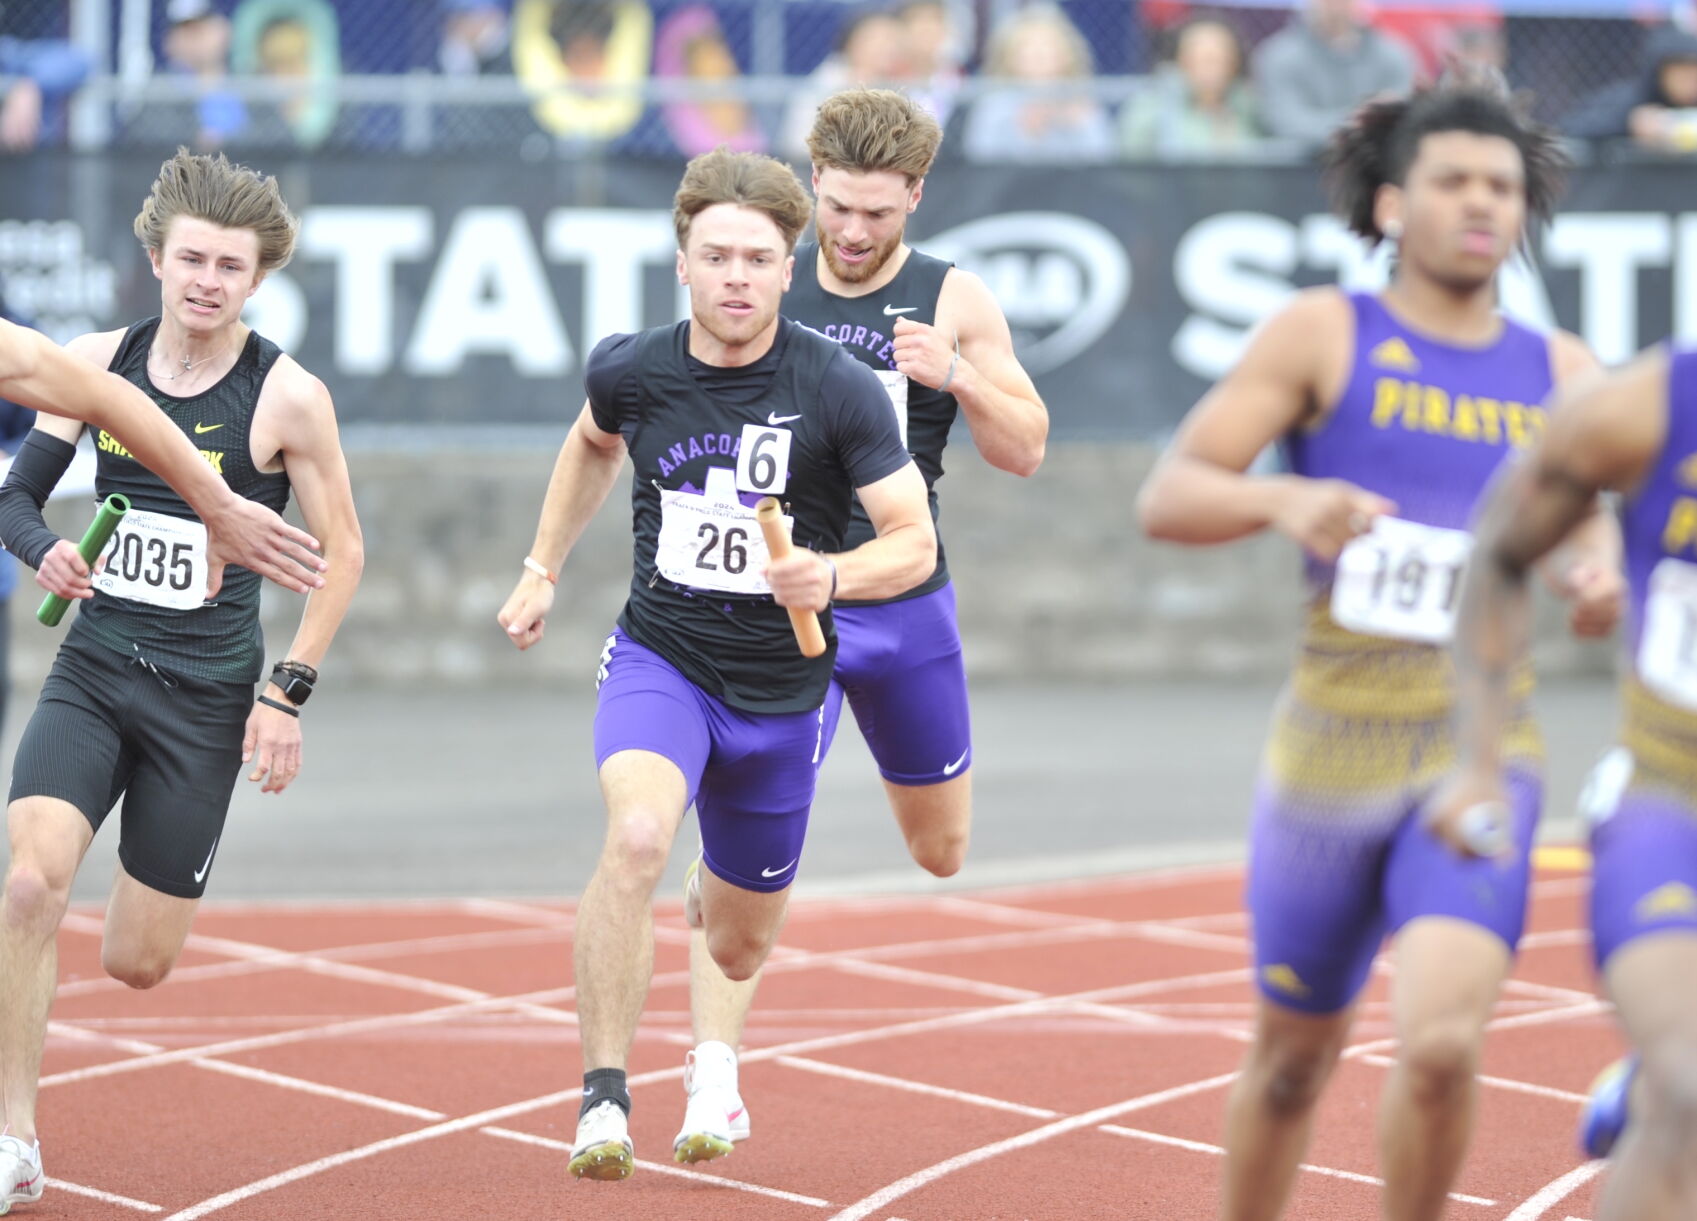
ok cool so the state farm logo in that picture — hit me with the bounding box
[925,212,1130,376]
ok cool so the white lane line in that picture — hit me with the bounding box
[155,1087,585,1221]
[191,1059,447,1120]
[821,1071,1243,1221]
[1353,1054,1588,1105]
[54,923,570,999]
[45,1178,163,1212]
[1501,1162,1607,1220]
[1095,1125,1497,1207]
[478,1126,833,1207]
[774,1056,1062,1119]
[40,985,577,1088]
[1344,1001,1611,1062]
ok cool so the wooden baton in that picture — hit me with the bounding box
[755,496,827,659]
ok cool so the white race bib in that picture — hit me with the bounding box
[875,370,909,449]
[1638,557,1697,710]
[1330,516,1472,644]
[735,423,792,496]
[655,468,785,596]
[92,508,209,610]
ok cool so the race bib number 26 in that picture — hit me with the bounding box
[1329,516,1473,644]
[92,508,209,610]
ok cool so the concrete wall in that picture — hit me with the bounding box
[10,440,1616,686]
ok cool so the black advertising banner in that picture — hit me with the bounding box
[4,154,1695,439]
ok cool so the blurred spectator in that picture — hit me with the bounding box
[0,291,36,738]
[777,9,908,161]
[230,0,343,148]
[125,0,248,150]
[0,31,91,151]
[1252,0,1414,149]
[1562,25,1697,153]
[1120,16,1263,159]
[513,0,652,145]
[898,0,968,131]
[654,5,764,156]
[960,4,1114,164]
[440,0,512,76]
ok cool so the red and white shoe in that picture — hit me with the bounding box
[673,1041,749,1164]
[0,1135,43,1215]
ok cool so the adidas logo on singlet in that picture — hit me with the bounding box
[1368,338,1420,373]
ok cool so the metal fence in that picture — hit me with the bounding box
[0,0,1685,157]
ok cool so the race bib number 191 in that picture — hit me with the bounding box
[92,508,209,610]
[1329,516,1473,644]
[1638,557,1697,711]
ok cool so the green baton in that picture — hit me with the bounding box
[37,493,130,627]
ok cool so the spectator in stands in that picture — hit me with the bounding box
[513,0,652,146]
[0,289,37,740]
[777,8,908,161]
[0,29,91,151]
[654,5,764,157]
[1120,15,1263,159]
[960,4,1114,164]
[152,0,246,149]
[230,0,343,148]
[898,0,968,132]
[1562,25,1697,153]
[1252,0,1414,149]
[440,0,512,76]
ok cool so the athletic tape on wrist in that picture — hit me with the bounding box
[523,555,558,584]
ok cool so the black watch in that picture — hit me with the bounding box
[270,660,318,706]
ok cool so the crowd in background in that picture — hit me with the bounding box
[3,0,1697,160]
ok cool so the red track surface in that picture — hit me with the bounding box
[31,857,1623,1220]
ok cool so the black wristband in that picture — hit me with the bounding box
[0,431,75,569]
[256,694,300,718]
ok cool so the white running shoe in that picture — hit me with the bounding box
[673,1041,749,1164]
[0,1135,43,1215]
[569,1099,633,1181]
[684,855,704,930]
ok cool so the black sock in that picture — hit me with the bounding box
[581,1068,631,1118]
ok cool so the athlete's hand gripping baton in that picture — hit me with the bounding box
[755,496,827,659]
[37,493,129,627]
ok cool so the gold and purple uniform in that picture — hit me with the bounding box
[1587,345,1697,966]
[1249,292,1553,1013]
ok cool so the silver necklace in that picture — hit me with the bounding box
[150,341,228,382]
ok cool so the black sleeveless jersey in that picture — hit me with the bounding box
[71,319,292,684]
[587,319,910,712]
[784,243,954,603]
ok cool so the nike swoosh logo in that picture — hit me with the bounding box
[194,836,220,883]
[767,412,802,425]
[882,305,917,316]
[193,422,224,434]
[727,1107,745,1122]
[761,858,798,879]
[942,749,970,777]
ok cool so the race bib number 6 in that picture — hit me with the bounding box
[92,508,209,610]
[1638,557,1697,710]
[1330,516,1473,644]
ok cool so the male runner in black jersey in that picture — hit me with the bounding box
[0,316,325,591]
[0,150,362,1215]
[498,147,935,1180]
[672,86,1049,1162]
